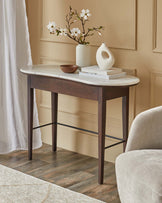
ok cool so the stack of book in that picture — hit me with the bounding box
[79,65,126,79]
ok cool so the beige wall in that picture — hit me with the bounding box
[27,0,162,162]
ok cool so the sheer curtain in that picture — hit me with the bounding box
[0,0,42,153]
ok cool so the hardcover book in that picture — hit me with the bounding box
[81,65,122,75]
[79,71,126,79]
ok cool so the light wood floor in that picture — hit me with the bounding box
[0,144,120,203]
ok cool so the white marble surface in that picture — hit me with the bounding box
[0,164,104,203]
[20,65,140,87]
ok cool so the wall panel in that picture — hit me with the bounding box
[41,0,137,50]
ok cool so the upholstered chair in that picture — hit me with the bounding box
[115,106,162,203]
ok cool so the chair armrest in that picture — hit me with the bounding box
[126,106,162,152]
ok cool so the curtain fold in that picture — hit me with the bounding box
[0,0,42,153]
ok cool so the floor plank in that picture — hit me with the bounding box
[0,143,120,203]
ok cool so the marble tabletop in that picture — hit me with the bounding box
[20,65,140,87]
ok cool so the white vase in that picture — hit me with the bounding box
[96,43,115,70]
[76,44,91,67]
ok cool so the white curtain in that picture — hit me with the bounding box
[0,0,42,153]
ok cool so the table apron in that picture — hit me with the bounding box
[29,75,129,101]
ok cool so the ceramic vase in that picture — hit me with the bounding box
[96,43,115,70]
[76,44,91,67]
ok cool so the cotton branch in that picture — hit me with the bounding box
[47,6,104,45]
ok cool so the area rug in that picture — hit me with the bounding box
[0,164,104,203]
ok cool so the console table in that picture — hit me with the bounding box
[20,65,140,184]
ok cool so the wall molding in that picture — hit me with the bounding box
[150,71,162,107]
[152,0,162,53]
[39,122,117,144]
[40,0,137,51]
[40,37,137,51]
[152,0,158,52]
[38,85,136,130]
[40,56,75,64]
[134,0,138,51]
[38,105,122,138]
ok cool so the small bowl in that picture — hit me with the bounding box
[60,65,78,73]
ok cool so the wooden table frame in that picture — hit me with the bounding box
[28,74,131,184]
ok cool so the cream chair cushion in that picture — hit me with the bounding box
[116,150,162,203]
[126,106,162,151]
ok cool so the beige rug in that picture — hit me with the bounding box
[0,164,104,203]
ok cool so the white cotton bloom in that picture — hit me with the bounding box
[80,9,86,18]
[80,9,91,20]
[49,27,56,33]
[71,28,81,37]
[60,28,67,36]
[47,21,57,31]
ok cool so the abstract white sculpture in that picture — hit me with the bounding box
[96,43,115,70]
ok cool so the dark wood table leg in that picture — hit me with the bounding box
[51,92,58,152]
[98,88,106,184]
[28,76,33,160]
[122,88,129,152]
